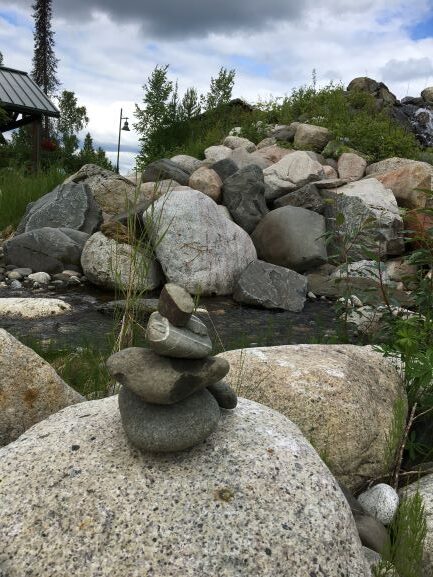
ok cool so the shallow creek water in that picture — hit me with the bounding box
[0,285,338,354]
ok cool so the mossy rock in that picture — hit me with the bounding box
[322,140,370,161]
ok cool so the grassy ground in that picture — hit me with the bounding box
[0,167,65,231]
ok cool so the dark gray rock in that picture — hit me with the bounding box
[106,348,230,405]
[146,312,212,359]
[222,165,268,233]
[211,158,239,182]
[118,386,220,452]
[207,380,237,409]
[233,260,307,312]
[142,159,190,186]
[158,283,194,327]
[273,183,325,213]
[251,207,327,273]
[16,182,102,235]
[4,228,89,273]
[271,126,296,142]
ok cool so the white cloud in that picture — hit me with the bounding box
[1,0,433,173]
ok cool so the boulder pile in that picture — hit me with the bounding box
[106,283,237,452]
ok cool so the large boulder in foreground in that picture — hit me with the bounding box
[0,329,83,447]
[0,396,370,577]
[144,189,257,295]
[65,164,137,215]
[219,345,406,490]
[323,178,405,259]
[16,182,102,235]
[4,227,89,273]
[251,206,327,273]
[81,231,162,291]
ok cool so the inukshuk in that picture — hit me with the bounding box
[106,283,237,452]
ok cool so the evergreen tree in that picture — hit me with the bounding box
[203,67,236,111]
[0,51,4,66]
[178,87,201,121]
[31,0,59,96]
[56,90,88,170]
[77,132,113,170]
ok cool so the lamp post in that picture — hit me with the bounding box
[116,107,130,174]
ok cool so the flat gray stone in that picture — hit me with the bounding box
[233,260,307,312]
[207,380,238,409]
[142,159,190,186]
[106,348,230,404]
[273,182,325,213]
[158,283,194,327]
[119,386,220,452]
[146,312,212,358]
[4,227,89,273]
[0,395,371,577]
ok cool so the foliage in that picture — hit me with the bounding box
[0,50,3,66]
[256,81,420,162]
[134,65,237,166]
[77,132,113,170]
[31,0,59,97]
[56,89,89,169]
[134,65,176,165]
[0,166,64,230]
[23,338,113,399]
[202,67,236,111]
[373,491,426,577]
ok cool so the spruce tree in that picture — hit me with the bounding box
[0,51,3,66]
[31,0,59,96]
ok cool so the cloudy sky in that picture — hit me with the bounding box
[1,0,433,173]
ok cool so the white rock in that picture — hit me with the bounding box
[358,483,399,525]
[204,145,232,163]
[263,150,325,187]
[27,272,51,284]
[0,298,71,318]
[144,188,257,295]
[81,232,162,292]
[338,153,367,181]
[223,135,256,152]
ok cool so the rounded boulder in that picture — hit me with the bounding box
[0,396,370,577]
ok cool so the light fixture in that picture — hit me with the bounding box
[116,108,130,173]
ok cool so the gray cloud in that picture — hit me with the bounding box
[381,57,433,82]
[7,0,308,37]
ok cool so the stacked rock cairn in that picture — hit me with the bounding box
[106,283,238,452]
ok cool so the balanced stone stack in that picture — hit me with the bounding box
[106,283,237,452]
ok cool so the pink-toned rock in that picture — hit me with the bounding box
[189,167,222,202]
[372,162,433,209]
[323,165,338,179]
[338,153,367,181]
[253,145,293,164]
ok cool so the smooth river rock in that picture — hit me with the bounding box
[146,312,212,358]
[0,396,371,577]
[158,283,194,327]
[0,297,71,318]
[119,386,220,452]
[106,347,230,404]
